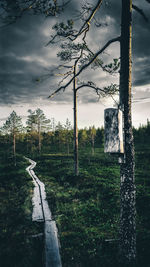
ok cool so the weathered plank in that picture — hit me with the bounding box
[26,158,62,267]
[26,161,44,222]
[45,221,62,267]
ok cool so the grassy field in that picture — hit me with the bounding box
[0,143,150,266]
[0,153,44,267]
[33,147,150,267]
[34,149,120,266]
[135,149,150,266]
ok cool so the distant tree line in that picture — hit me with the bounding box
[1,109,150,160]
[133,119,150,150]
[0,109,104,158]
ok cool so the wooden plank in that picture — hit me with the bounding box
[45,221,62,267]
[26,160,44,222]
[26,157,62,267]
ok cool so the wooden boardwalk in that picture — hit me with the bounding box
[26,158,62,267]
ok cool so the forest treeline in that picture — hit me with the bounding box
[0,109,150,156]
[0,109,104,156]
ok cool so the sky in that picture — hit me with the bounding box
[0,0,150,128]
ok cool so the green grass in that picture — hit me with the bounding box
[33,147,150,267]
[0,153,44,267]
[1,142,150,266]
[135,150,150,266]
[34,150,120,267]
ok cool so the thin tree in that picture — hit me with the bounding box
[119,0,136,264]
[26,108,51,153]
[35,108,51,153]
[73,63,79,175]
[79,128,88,148]
[47,3,119,175]
[2,111,23,165]
[119,0,149,264]
[55,121,65,151]
[26,109,37,153]
[89,126,96,155]
[64,118,72,155]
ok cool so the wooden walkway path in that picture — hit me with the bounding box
[26,158,62,267]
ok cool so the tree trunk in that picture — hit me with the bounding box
[73,64,79,176]
[13,133,16,166]
[92,138,95,156]
[26,134,29,154]
[38,124,41,154]
[119,0,136,265]
[67,139,70,155]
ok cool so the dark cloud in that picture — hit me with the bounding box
[0,0,150,107]
[133,57,150,86]
[0,13,58,105]
[132,1,150,89]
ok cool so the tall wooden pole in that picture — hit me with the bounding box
[119,0,136,265]
[73,64,79,176]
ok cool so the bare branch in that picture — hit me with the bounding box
[48,36,120,98]
[70,0,103,40]
[47,0,103,44]
[132,4,149,22]
[83,45,120,73]
[93,17,108,28]
[57,70,73,86]
[109,93,119,107]
[58,64,73,69]
[52,24,90,90]
[76,83,119,99]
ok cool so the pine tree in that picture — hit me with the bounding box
[2,111,23,164]
[88,126,96,155]
[64,118,73,155]
[26,108,51,153]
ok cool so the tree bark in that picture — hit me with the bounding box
[38,123,41,154]
[13,133,16,166]
[73,64,79,176]
[119,0,136,265]
[67,139,70,155]
[92,138,95,156]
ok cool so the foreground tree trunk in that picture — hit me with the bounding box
[73,64,79,176]
[119,0,136,265]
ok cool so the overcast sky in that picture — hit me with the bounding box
[0,0,150,128]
